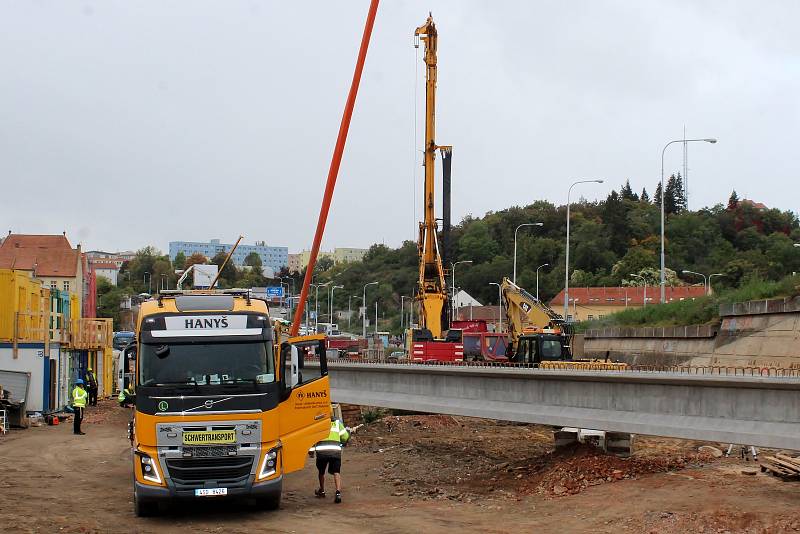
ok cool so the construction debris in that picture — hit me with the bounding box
[354,414,716,501]
[760,454,800,480]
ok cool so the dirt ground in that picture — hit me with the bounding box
[0,401,798,534]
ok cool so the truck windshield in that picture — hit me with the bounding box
[540,339,562,360]
[138,341,274,386]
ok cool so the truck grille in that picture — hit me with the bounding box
[165,456,254,489]
[183,445,237,458]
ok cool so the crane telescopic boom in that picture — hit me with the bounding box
[414,14,449,339]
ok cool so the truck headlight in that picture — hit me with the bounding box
[137,452,162,484]
[258,447,279,480]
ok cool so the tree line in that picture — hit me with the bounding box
[97,181,799,333]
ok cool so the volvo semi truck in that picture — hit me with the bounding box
[130,289,331,515]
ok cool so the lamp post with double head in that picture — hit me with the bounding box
[513,222,543,284]
[660,138,717,302]
[564,179,604,320]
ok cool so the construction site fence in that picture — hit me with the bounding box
[314,357,800,378]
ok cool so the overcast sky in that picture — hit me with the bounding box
[2,1,798,254]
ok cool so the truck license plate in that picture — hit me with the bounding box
[195,488,227,497]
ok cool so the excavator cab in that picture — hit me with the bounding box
[513,334,567,365]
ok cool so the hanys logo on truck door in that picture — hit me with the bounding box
[155,315,259,338]
[294,388,328,410]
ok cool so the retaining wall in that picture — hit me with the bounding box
[583,297,800,368]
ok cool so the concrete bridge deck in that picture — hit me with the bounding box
[322,362,800,450]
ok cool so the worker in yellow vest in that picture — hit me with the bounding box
[72,379,88,435]
[118,386,135,408]
[310,412,350,503]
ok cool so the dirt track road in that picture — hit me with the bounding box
[1,401,799,533]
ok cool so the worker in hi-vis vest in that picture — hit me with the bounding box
[309,411,350,503]
[118,386,135,408]
[72,379,88,435]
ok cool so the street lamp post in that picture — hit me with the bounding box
[489,282,502,333]
[630,273,647,307]
[362,282,378,339]
[144,272,151,294]
[513,222,543,284]
[400,295,409,331]
[535,263,549,301]
[309,283,318,329]
[451,260,472,319]
[349,295,362,332]
[708,273,725,294]
[660,138,717,303]
[329,285,343,325]
[314,282,331,331]
[682,270,708,295]
[564,179,604,320]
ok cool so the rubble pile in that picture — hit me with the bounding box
[531,444,711,496]
[354,414,716,502]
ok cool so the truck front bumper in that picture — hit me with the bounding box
[135,476,282,502]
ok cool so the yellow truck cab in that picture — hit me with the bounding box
[131,289,331,516]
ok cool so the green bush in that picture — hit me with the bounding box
[361,407,387,425]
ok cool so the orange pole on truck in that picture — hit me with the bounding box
[290,0,380,336]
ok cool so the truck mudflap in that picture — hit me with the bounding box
[134,475,282,502]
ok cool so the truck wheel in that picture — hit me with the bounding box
[256,479,283,511]
[256,491,282,511]
[133,488,158,517]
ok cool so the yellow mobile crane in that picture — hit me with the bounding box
[413,14,451,341]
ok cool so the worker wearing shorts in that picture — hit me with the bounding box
[310,414,350,503]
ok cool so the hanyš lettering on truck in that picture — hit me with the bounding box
[294,389,329,410]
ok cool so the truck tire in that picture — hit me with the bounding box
[134,491,158,517]
[256,480,283,511]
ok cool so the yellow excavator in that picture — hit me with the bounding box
[501,278,626,370]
